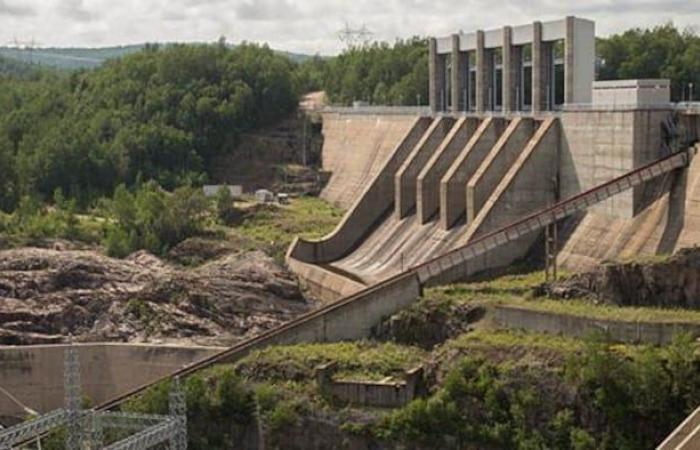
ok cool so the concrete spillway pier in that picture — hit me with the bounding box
[289,100,700,300]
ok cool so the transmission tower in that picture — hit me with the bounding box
[169,377,187,450]
[337,22,374,49]
[7,36,40,64]
[64,346,83,450]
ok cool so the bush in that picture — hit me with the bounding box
[380,335,700,450]
[0,190,100,243]
[124,370,256,450]
[104,182,210,256]
[215,185,238,225]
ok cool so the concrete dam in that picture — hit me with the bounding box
[288,104,700,300]
[7,19,700,449]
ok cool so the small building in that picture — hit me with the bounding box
[277,193,290,204]
[316,362,424,408]
[202,185,243,198]
[255,189,274,203]
[592,79,671,107]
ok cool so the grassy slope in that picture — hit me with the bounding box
[427,271,700,324]
[232,196,343,261]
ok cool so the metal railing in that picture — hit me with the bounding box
[415,149,689,283]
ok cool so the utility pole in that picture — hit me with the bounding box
[302,114,307,167]
[545,223,558,282]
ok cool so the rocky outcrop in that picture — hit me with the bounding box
[372,300,485,349]
[547,247,700,308]
[0,247,314,345]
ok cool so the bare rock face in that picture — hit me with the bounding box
[547,247,700,308]
[0,247,313,346]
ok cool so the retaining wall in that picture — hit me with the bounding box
[316,363,422,408]
[287,256,366,302]
[0,344,222,418]
[492,305,700,345]
[211,272,422,366]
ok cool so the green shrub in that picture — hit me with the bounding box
[123,370,256,450]
[104,182,210,256]
[380,335,700,450]
[0,191,101,243]
[215,186,238,225]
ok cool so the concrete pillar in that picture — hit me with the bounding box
[502,26,513,114]
[429,38,445,113]
[466,118,535,222]
[565,16,575,104]
[450,34,465,113]
[395,117,454,218]
[511,46,523,110]
[532,21,544,113]
[475,30,486,113]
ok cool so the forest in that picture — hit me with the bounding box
[0,42,299,212]
[297,22,700,106]
[0,22,698,255]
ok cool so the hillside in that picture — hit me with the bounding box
[123,259,700,449]
[0,55,45,78]
[0,44,313,71]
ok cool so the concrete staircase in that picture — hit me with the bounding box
[658,406,700,449]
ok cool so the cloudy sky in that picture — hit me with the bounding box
[1,0,699,55]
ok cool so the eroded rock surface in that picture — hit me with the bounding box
[547,247,700,308]
[0,247,313,346]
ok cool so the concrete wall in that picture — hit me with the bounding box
[559,144,700,270]
[0,344,221,418]
[417,118,480,224]
[659,406,700,450]
[320,113,419,209]
[290,117,432,263]
[440,118,506,229]
[560,108,669,218]
[418,231,542,288]
[316,363,422,408]
[209,272,422,368]
[492,305,700,345]
[466,118,535,222]
[287,256,366,302]
[395,117,455,218]
[592,79,670,106]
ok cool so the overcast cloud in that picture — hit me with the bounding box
[0,0,698,55]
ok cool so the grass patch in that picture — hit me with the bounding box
[444,328,586,354]
[235,341,427,382]
[427,271,700,324]
[234,196,343,261]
